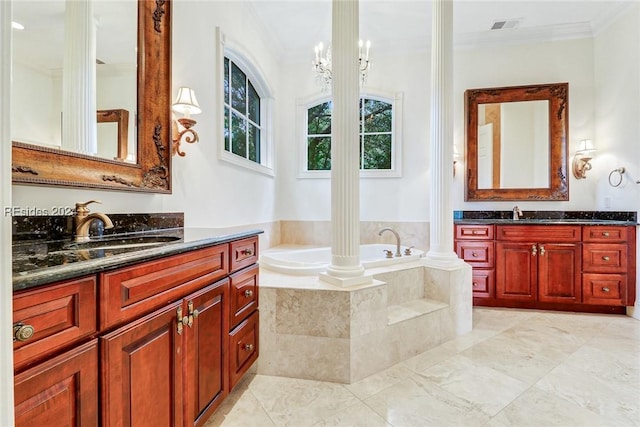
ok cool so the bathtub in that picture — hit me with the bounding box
[260,244,424,275]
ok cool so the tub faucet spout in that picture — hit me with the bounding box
[378,227,402,257]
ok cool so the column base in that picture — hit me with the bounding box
[319,264,372,287]
[422,251,465,269]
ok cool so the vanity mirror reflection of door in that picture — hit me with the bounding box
[11,0,137,163]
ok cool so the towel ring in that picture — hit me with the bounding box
[608,167,625,187]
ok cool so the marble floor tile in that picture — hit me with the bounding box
[202,309,640,427]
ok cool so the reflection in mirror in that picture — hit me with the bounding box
[12,0,172,193]
[464,82,568,201]
[11,0,137,163]
[477,100,549,189]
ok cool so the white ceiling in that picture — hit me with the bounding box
[247,0,638,62]
[11,0,638,71]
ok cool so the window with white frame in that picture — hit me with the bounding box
[301,92,402,177]
[218,29,274,175]
[224,57,262,163]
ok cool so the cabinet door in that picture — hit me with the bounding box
[183,280,229,427]
[496,242,537,300]
[14,339,98,427]
[229,310,259,391]
[538,243,582,303]
[101,301,183,427]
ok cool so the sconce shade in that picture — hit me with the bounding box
[572,139,596,179]
[172,87,201,116]
[576,139,596,156]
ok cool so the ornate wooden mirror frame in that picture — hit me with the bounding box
[11,0,172,193]
[464,82,569,201]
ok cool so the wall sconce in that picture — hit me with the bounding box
[572,139,596,179]
[172,87,201,157]
[453,145,461,177]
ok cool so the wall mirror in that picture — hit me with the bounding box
[11,0,172,193]
[464,82,569,201]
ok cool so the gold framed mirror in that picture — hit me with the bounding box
[464,82,568,201]
[11,0,172,193]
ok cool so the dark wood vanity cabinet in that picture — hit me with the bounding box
[13,234,260,427]
[455,223,635,313]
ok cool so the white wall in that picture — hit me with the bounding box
[593,3,640,318]
[453,37,598,211]
[12,0,281,229]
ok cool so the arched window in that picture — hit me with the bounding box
[300,92,402,178]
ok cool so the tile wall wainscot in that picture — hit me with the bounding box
[280,220,429,250]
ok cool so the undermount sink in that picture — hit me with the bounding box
[61,235,182,252]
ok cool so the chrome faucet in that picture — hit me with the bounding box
[74,200,114,242]
[378,227,402,257]
[512,206,523,221]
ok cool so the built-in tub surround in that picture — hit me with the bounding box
[257,247,472,383]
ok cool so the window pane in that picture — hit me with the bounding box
[307,102,332,135]
[363,99,392,133]
[224,57,230,105]
[248,82,260,124]
[363,134,392,169]
[231,112,247,157]
[248,124,260,162]
[307,136,331,170]
[224,106,230,152]
[231,62,247,114]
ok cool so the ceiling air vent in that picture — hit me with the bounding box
[491,19,520,30]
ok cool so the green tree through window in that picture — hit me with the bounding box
[224,57,261,163]
[306,98,393,171]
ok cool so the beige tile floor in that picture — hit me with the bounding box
[206,308,640,427]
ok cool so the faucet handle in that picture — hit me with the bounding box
[383,249,393,258]
[75,200,102,215]
[404,246,414,256]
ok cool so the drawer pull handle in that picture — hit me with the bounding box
[13,323,35,342]
[602,256,610,261]
[240,248,254,256]
[243,343,254,352]
[244,289,254,298]
[602,232,610,237]
[177,307,184,335]
[531,245,537,256]
[539,245,545,256]
[602,287,610,293]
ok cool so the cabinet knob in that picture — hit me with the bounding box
[240,248,254,256]
[472,282,478,287]
[602,287,610,293]
[531,245,537,256]
[13,323,35,342]
[602,256,610,261]
[243,343,254,352]
[539,245,545,256]
[244,289,254,298]
[471,252,478,257]
[602,232,610,237]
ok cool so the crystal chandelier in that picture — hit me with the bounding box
[312,40,371,91]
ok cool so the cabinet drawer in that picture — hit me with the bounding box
[582,226,628,243]
[229,310,259,391]
[230,236,259,273]
[472,269,494,298]
[100,244,228,330]
[455,241,494,267]
[455,224,494,240]
[583,243,627,273]
[497,225,581,242]
[230,265,259,329]
[14,339,99,427]
[13,276,97,371]
[583,274,626,305]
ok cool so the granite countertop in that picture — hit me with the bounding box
[13,227,263,292]
[454,210,638,226]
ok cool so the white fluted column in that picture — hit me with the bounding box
[425,0,460,265]
[320,0,369,286]
[62,0,97,155]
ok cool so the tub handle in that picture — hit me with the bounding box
[383,249,394,258]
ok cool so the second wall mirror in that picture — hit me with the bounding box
[464,82,569,201]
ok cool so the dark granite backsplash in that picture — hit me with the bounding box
[454,210,637,222]
[12,212,184,242]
